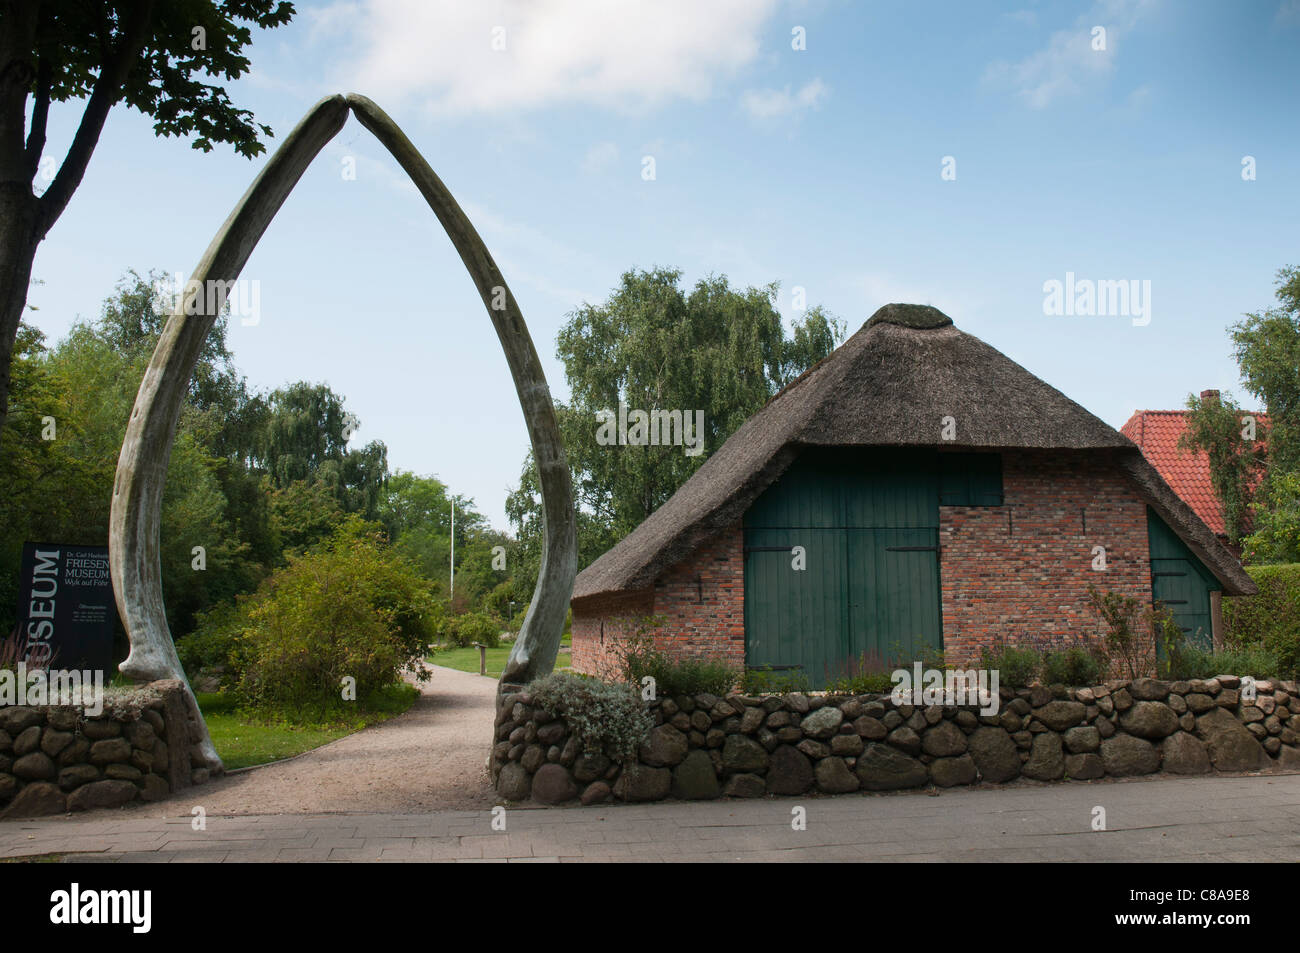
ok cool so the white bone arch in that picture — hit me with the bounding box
[109,94,577,772]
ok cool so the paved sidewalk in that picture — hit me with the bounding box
[1,772,1297,862]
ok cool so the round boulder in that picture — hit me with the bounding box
[766,745,813,795]
[968,726,1020,783]
[531,764,578,804]
[671,750,721,800]
[814,756,860,794]
[1119,701,1180,739]
[1101,734,1160,776]
[1161,731,1211,775]
[855,743,928,790]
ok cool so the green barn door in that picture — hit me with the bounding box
[743,528,848,680]
[846,528,942,667]
[744,449,941,688]
[1147,508,1218,650]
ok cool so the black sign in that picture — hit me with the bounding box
[15,543,115,674]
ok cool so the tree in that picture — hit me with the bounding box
[1232,266,1300,474]
[507,268,844,565]
[253,381,389,519]
[1179,391,1262,545]
[1230,266,1300,562]
[0,0,297,433]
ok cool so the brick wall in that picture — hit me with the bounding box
[939,450,1153,665]
[571,524,745,678]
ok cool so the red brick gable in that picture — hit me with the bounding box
[1120,409,1267,539]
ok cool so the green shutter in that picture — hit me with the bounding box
[1147,507,1219,650]
[939,452,1003,506]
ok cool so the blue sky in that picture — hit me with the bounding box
[25,0,1300,528]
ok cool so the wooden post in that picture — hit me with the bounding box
[1211,590,1225,652]
[473,642,487,677]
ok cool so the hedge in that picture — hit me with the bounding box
[1224,563,1300,679]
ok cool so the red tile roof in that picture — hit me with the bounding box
[1120,409,1267,538]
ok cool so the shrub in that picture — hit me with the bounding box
[1161,643,1281,681]
[979,643,1040,689]
[741,667,811,695]
[527,670,652,762]
[1086,584,1179,679]
[442,611,501,649]
[1224,564,1300,679]
[220,520,437,718]
[176,601,242,678]
[612,620,739,697]
[1042,646,1102,687]
[824,651,896,694]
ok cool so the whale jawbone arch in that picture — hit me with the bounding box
[109,94,577,773]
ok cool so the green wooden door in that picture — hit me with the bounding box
[846,528,942,667]
[1147,508,1218,649]
[744,449,942,687]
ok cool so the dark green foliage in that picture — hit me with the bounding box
[1179,391,1263,544]
[824,651,896,694]
[1223,564,1300,678]
[1159,643,1281,682]
[13,1,296,162]
[978,643,1041,689]
[740,667,812,695]
[215,519,437,719]
[1042,646,1102,687]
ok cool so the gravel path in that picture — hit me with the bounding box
[176,664,497,816]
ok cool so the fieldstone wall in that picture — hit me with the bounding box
[0,679,214,819]
[493,675,1300,805]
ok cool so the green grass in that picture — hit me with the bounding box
[196,683,419,771]
[429,636,571,678]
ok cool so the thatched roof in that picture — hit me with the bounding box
[573,304,1257,600]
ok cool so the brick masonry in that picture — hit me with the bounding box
[939,450,1153,665]
[572,451,1160,674]
[572,525,745,678]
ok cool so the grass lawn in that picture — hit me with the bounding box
[196,684,418,771]
[430,637,571,678]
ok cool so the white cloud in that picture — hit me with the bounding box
[315,0,781,116]
[740,78,829,119]
[985,0,1158,109]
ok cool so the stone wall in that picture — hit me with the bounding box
[493,674,1300,805]
[0,679,215,819]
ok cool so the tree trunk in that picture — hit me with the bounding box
[0,182,40,433]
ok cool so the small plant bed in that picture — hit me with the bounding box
[196,684,418,771]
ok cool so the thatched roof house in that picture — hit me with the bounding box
[571,304,1256,687]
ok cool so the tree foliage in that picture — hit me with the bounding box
[1178,391,1262,544]
[0,1,298,431]
[1233,267,1300,562]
